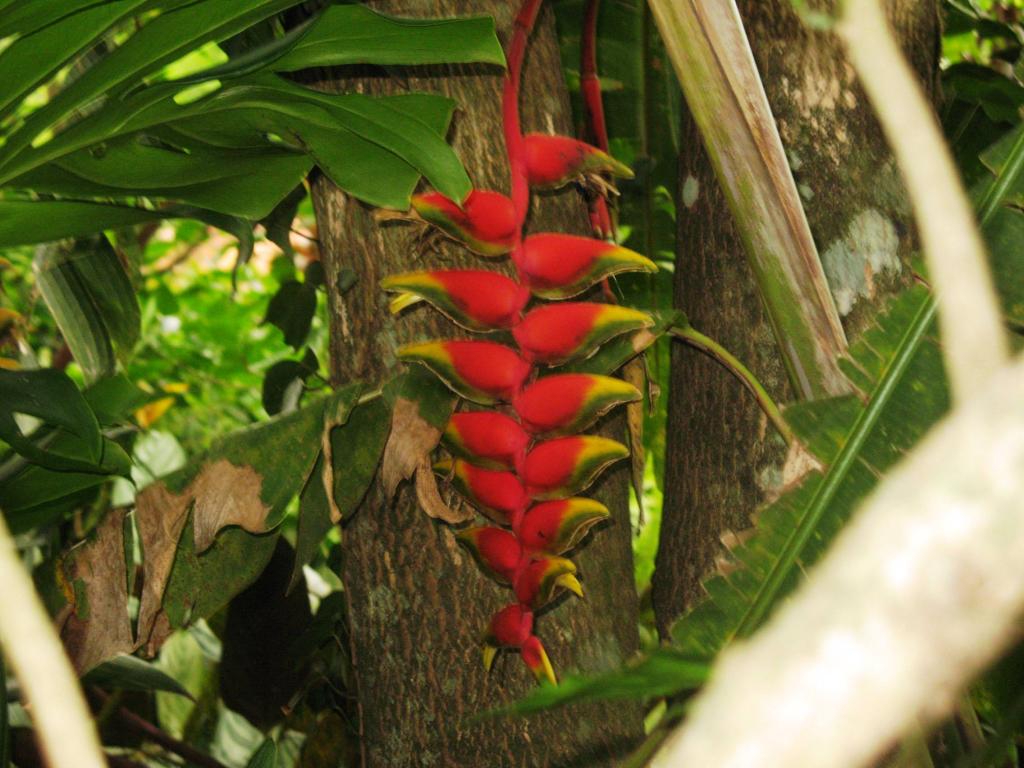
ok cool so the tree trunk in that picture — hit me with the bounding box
[308,3,643,765]
[651,0,941,636]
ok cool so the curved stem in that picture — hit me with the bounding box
[670,325,794,446]
[0,514,106,768]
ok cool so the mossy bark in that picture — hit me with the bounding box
[651,0,940,636]
[308,2,643,765]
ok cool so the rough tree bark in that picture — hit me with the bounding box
[308,2,643,766]
[651,0,941,635]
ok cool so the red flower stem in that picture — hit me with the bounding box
[580,0,608,153]
[580,0,617,300]
[504,0,544,233]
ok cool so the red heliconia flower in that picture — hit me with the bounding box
[512,302,653,365]
[382,270,530,331]
[485,604,534,649]
[483,605,556,684]
[513,373,641,437]
[456,526,522,584]
[397,340,531,404]
[411,190,517,256]
[443,411,530,471]
[517,498,610,555]
[514,556,583,609]
[520,635,557,685]
[521,435,629,500]
[518,234,657,299]
[435,457,528,524]
[523,133,633,190]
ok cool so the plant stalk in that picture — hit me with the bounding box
[0,513,106,768]
[670,324,794,446]
[647,0,850,399]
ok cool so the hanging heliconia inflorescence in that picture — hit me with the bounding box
[381,0,653,685]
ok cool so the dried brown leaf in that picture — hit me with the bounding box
[382,396,441,499]
[134,459,271,652]
[190,460,270,552]
[414,456,474,524]
[134,483,191,652]
[60,509,133,673]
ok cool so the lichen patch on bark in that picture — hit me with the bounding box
[821,208,901,315]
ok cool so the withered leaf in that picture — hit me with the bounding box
[414,456,473,524]
[60,509,133,673]
[134,459,270,653]
[382,396,442,499]
[190,460,270,552]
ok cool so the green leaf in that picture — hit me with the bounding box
[13,133,313,219]
[983,206,1024,326]
[263,280,317,350]
[0,201,163,247]
[289,395,390,591]
[670,287,947,663]
[506,650,709,714]
[33,236,140,379]
[0,367,103,470]
[246,739,277,768]
[262,349,318,416]
[83,374,152,425]
[259,182,307,258]
[565,309,683,375]
[270,5,504,71]
[82,653,193,698]
[161,385,362,627]
[0,0,151,119]
[0,0,305,171]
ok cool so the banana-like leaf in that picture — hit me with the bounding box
[0,0,151,117]
[0,0,304,169]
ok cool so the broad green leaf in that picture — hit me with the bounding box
[33,237,140,379]
[671,287,947,659]
[0,201,163,247]
[69,235,141,362]
[4,75,468,203]
[262,349,318,417]
[0,0,150,118]
[12,133,313,219]
[263,280,316,350]
[270,5,504,71]
[0,435,131,532]
[983,205,1024,326]
[0,367,102,469]
[83,374,152,425]
[289,395,390,591]
[506,650,709,715]
[246,739,277,768]
[259,182,306,257]
[82,653,193,698]
[0,0,305,171]
[160,385,361,627]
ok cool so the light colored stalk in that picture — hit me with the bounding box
[652,352,1024,768]
[0,513,106,768]
[647,0,850,399]
[836,0,1009,402]
[671,325,794,446]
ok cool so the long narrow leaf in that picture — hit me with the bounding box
[0,0,304,172]
[0,0,150,119]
